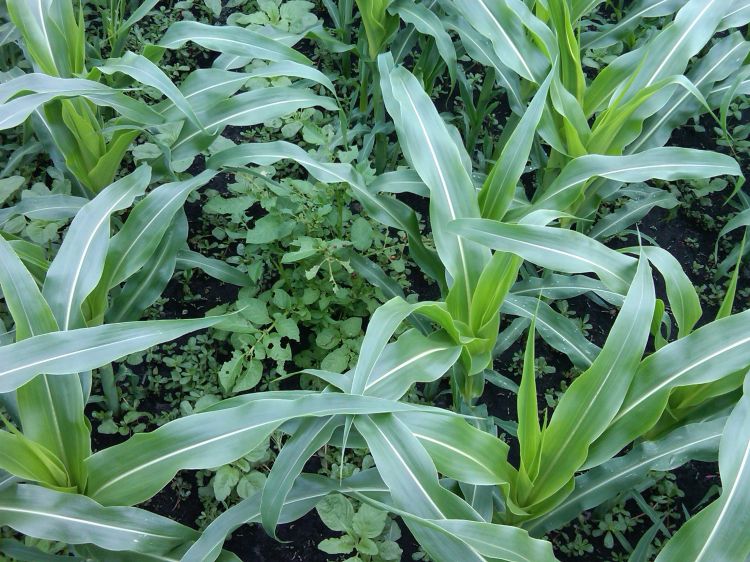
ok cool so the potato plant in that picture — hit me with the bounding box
[0,1,749,561]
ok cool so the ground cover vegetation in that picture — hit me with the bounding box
[0,0,749,560]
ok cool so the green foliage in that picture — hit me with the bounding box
[354,0,399,59]
[2,1,750,562]
[200,165,410,379]
[316,494,402,561]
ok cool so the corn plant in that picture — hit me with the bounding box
[91,0,161,58]
[437,0,750,231]
[354,0,399,60]
[1,1,338,193]
[346,59,737,404]
[5,0,144,194]
[158,245,750,561]
[0,166,261,560]
[325,0,457,171]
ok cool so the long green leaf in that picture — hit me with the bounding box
[107,212,188,322]
[582,0,687,49]
[631,33,749,152]
[590,187,679,240]
[6,0,82,77]
[0,431,70,489]
[448,0,549,82]
[175,249,250,288]
[632,245,702,337]
[0,538,86,562]
[85,394,452,505]
[0,237,89,489]
[170,87,337,161]
[395,411,517,489]
[379,58,489,317]
[0,314,229,394]
[43,166,151,330]
[260,415,340,536]
[99,51,204,130]
[99,171,215,292]
[158,21,311,64]
[529,148,740,213]
[502,295,601,369]
[444,15,524,114]
[511,273,624,305]
[349,298,457,395]
[589,0,726,111]
[0,75,163,129]
[655,378,750,561]
[450,219,637,293]
[479,70,552,221]
[389,0,457,81]
[363,329,461,399]
[0,484,198,555]
[0,194,87,223]
[354,413,490,562]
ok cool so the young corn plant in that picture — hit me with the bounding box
[92,0,161,58]
[0,166,255,561]
[443,0,750,231]
[328,0,457,171]
[5,0,147,194]
[166,241,750,562]
[1,2,338,193]
[372,59,738,406]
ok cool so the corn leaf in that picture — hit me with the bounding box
[502,295,601,369]
[379,58,489,317]
[525,417,725,536]
[107,213,188,323]
[0,484,198,556]
[448,0,549,82]
[175,249,250,288]
[655,378,750,561]
[260,415,340,536]
[528,257,655,507]
[85,394,450,505]
[0,237,89,489]
[586,309,750,469]
[0,314,230,394]
[98,52,204,130]
[42,166,151,330]
[158,21,310,64]
[450,218,637,293]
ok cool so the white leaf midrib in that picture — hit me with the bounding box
[645,0,718,87]
[615,334,750,422]
[394,74,474,311]
[694,431,750,561]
